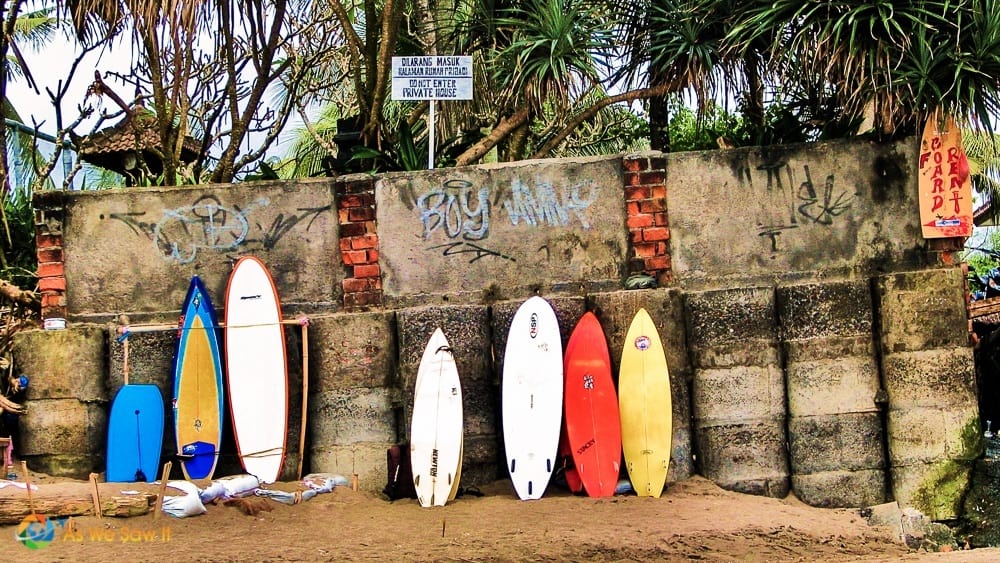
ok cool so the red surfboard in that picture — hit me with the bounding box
[563,312,622,497]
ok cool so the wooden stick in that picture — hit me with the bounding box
[297,318,309,480]
[154,461,171,520]
[122,333,130,386]
[21,461,34,515]
[88,473,102,519]
[118,318,306,334]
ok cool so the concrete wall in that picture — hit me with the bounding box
[19,138,978,519]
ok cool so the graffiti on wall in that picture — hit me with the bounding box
[414,177,599,261]
[107,195,331,263]
[733,156,854,251]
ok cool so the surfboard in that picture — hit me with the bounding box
[619,308,672,498]
[225,256,288,484]
[409,328,463,507]
[173,275,224,480]
[106,384,164,482]
[502,296,563,500]
[563,311,621,498]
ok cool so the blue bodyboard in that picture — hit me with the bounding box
[106,384,164,482]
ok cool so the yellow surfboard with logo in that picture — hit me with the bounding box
[618,308,672,497]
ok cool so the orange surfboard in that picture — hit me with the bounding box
[563,312,622,497]
[918,111,973,238]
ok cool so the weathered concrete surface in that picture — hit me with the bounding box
[375,157,627,307]
[588,289,694,482]
[396,305,496,487]
[19,398,106,479]
[778,280,887,508]
[13,327,107,402]
[685,287,789,497]
[48,178,340,322]
[882,346,980,519]
[666,138,928,290]
[878,268,970,354]
[308,312,397,391]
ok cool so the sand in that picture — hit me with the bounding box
[0,471,997,562]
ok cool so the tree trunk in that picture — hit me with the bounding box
[455,107,531,166]
[0,490,156,524]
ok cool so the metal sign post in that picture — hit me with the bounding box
[391,56,474,170]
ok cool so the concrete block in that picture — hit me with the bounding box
[886,405,981,465]
[309,311,397,390]
[309,442,393,492]
[877,268,969,353]
[586,289,689,376]
[309,388,396,446]
[891,459,973,521]
[692,364,785,423]
[18,398,106,479]
[693,418,789,498]
[788,412,885,474]
[683,286,778,350]
[792,468,887,508]
[785,346,880,417]
[13,327,108,402]
[881,347,977,408]
[776,279,873,340]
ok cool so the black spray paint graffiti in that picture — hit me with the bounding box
[415,178,598,261]
[744,163,853,252]
[107,195,331,263]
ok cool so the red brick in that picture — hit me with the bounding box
[939,251,958,266]
[623,158,645,172]
[626,201,640,217]
[624,186,650,201]
[41,305,67,319]
[38,277,66,292]
[650,186,667,199]
[643,227,670,242]
[41,293,66,308]
[339,194,372,209]
[36,233,62,248]
[630,230,644,244]
[624,172,642,187]
[653,212,669,227]
[354,263,381,278]
[342,250,368,265]
[928,237,964,252]
[645,255,672,271]
[655,270,673,285]
[348,207,375,222]
[338,208,351,224]
[344,291,383,309]
[633,243,658,258]
[37,262,64,278]
[367,248,380,263]
[627,214,653,230]
[342,278,376,293]
[638,198,667,213]
[37,247,63,263]
[640,171,665,185]
[351,234,379,250]
[339,223,367,238]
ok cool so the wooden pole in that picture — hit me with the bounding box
[21,461,34,515]
[117,318,305,335]
[122,333,130,386]
[297,318,310,480]
[88,473,102,519]
[154,461,171,520]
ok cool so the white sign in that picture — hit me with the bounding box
[391,56,473,100]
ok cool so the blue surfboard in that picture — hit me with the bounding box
[106,384,164,482]
[173,275,225,480]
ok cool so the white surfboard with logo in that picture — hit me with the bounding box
[410,328,463,507]
[502,296,564,500]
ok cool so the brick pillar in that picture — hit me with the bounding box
[623,153,672,286]
[33,201,67,320]
[335,175,383,310]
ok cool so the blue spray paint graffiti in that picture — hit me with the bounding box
[107,194,331,263]
[414,177,599,260]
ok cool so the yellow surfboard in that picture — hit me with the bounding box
[618,308,672,497]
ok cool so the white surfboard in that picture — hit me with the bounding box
[225,256,288,484]
[502,296,564,500]
[410,328,463,507]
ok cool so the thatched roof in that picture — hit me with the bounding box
[72,108,202,182]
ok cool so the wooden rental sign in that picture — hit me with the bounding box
[918,111,973,238]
